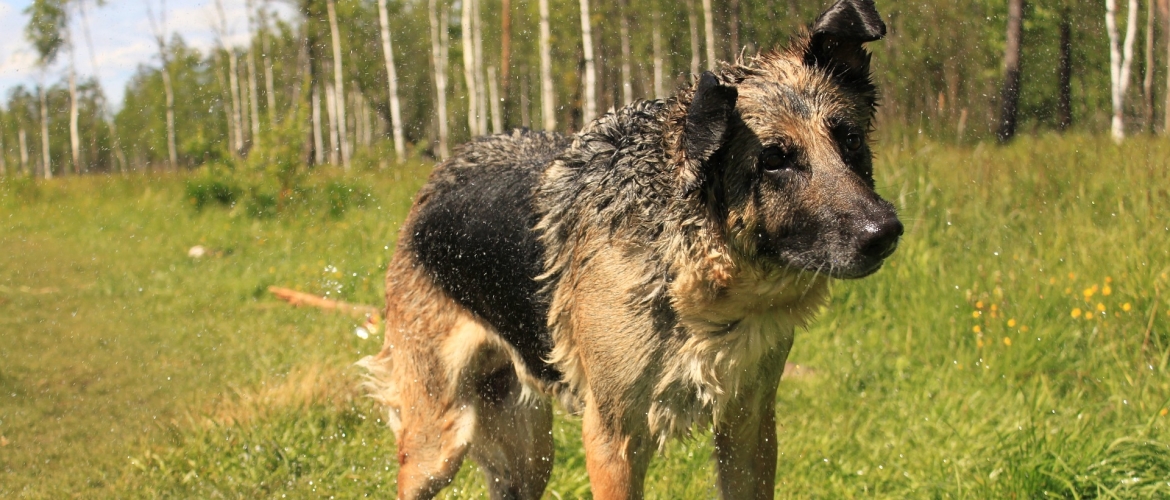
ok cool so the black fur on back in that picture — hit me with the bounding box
[407,130,572,382]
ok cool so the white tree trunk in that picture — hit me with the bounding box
[429,0,450,159]
[473,0,488,136]
[312,86,324,165]
[653,10,665,99]
[488,65,503,133]
[248,48,261,142]
[461,0,479,136]
[262,18,276,128]
[326,0,350,169]
[539,0,556,131]
[162,60,177,169]
[39,85,51,179]
[378,0,407,162]
[1107,0,1140,142]
[687,0,701,77]
[619,0,633,106]
[579,0,597,123]
[702,0,716,70]
[68,66,80,175]
[228,51,244,155]
[1143,0,1155,132]
[325,81,340,165]
[19,128,30,175]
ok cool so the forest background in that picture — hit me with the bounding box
[0,0,1166,176]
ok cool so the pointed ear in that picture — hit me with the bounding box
[680,71,738,192]
[805,0,886,82]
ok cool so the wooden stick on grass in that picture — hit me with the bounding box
[267,286,378,318]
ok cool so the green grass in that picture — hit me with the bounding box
[1,134,1169,498]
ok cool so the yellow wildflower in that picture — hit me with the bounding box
[1071,308,1083,318]
[1007,319,1017,328]
[1122,303,1132,312]
[972,311,982,319]
[1083,287,1095,299]
[1003,337,1012,346]
[1105,276,1113,283]
[973,325,982,334]
[976,338,984,348]
[1083,309,1093,319]
[1020,326,1030,333]
[1161,408,1169,417]
[1068,272,1076,280]
[1096,303,1106,312]
[976,301,985,309]
[990,304,998,312]
[1049,277,1057,285]
[1102,285,1112,296]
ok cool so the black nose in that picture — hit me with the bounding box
[859,215,903,260]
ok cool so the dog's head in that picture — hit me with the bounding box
[674,0,901,280]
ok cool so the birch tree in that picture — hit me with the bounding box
[538,0,555,131]
[1106,0,1139,142]
[579,0,597,123]
[1143,0,1156,133]
[325,0,349,169]
[1057,9,1073,131]
[245,0,261,143]
[25,1,64,178]
[500,0,512,127]
[687,0,701,77]
[377,0,406,163]
[429,0,449,159]
[472,0,487,136]
[211,0,238,156]
[148,0,178,168]
[653,9,665,99]
[619,0,633,106]
[312,86,324,164]
[488,65,502,133]
[702,0,716,70]
[461,0,480,136]
[259,2,276,128]
[996,0,1024,143]
[39,84,51,178]
[19,128,30,175]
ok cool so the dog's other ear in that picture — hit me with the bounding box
[681,71,738,193]
[805,0,885,84]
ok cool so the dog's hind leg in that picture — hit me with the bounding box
[464,355,555,500]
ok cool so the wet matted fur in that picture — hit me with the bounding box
[359,1,902,498]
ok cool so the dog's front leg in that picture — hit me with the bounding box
[582,396,652,500]
[713,346,788,500]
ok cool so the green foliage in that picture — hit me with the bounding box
[185,174,241,210]
[24,0,67,65]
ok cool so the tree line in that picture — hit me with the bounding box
[1,0,1168,178]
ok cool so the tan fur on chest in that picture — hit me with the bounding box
[646,266,829,445]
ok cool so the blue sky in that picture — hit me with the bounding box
[0,0,294,110]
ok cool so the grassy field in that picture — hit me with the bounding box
[1,134,1169,498]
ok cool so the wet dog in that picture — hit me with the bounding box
[359,1,900,497]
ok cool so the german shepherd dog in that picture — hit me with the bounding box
[359,1,901,498]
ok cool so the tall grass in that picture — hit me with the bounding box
[1,135,1168,498]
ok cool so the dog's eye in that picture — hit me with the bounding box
[758,147,791,172]
[844,133,863,151]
